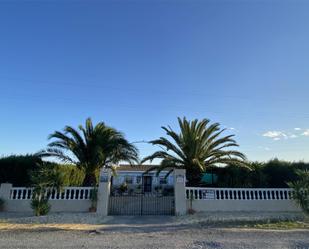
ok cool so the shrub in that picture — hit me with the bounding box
[0,155,85,187]
[0,154,42,186]
[212,159,309,188]
[119,183,128,193]
[262,159,297,188]
[30,163,65,216]
[288,170,309,215]
[53,164,85,186]
[89,187,98,212]
[31,197,51,216]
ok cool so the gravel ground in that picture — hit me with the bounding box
[0,211,304,225]
[0,212,308,249]
[0,226,308,249]
[0,212,111,225]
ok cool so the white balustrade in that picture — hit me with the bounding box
[10,187,94,200]
[185,187,294,201]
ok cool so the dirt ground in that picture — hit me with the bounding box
[0,214,308,249]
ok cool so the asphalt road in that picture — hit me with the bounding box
[0,225,308,249]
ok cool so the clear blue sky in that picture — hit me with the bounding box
[0,0,308,162]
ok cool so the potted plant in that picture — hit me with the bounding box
[155,185,163,195]
[119,182,128,195]
[135,184,142,194]
[89,187,98,212]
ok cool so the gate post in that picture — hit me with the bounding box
[96,168,112,216]
[173,169,187,215]
[0,183,12,211]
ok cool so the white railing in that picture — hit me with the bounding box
[186,187,294,201]
[10,187,94,200]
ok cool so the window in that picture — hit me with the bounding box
[159,177,168,185]
[125,176,133,184]
[136,176,142,184]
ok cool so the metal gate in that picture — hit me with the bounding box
[108,195,175,215]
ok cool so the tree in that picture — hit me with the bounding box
[141,117,247,186]
[37,118,139,186]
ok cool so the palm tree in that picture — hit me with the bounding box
[141,117,247,186]
[288,170,309,215]
[37,118,139,186]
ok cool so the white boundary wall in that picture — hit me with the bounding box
[186,187,301,212]
[0,184,94,213]
[0,181,303,214]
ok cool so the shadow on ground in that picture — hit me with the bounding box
[99,215,194,233]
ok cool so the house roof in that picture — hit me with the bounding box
[116,164,173,172]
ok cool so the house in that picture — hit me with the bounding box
[111,165,174,195]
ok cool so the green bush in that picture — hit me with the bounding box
[211,159,309,188]
[30,163,66,216]
[90,187,98,210]
[53,164,85,186]
[0,154,85,187]
[31,197,51,216]
[288,170,309,215]
[215,165,252,187]
[262,159,297,188]
[0,155,42,186]
[119,183,128,193]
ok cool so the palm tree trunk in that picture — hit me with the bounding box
[83,172,97,186]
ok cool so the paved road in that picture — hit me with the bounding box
[0,218,308,249]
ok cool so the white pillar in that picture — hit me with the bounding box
[0,183,12,211]
[96,168,111,216]
[173,169,186,215]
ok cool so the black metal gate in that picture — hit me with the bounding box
[108,195,175,215]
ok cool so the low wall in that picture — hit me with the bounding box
[5,199,92,213]
[186,187,302,213]
[0,184,94,213]
[187,199,301,212]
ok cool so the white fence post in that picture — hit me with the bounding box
[174,169,187,215]
[96,168,112,216]
[0,183,13,211]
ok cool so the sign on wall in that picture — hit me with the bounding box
[176,175,184,183]
[202,190,215,200]
[100,170,109,183]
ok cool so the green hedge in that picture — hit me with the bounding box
[0,155,42,186]
[52,164,85,186]
[0,155,85,187]
[203,159,309,188]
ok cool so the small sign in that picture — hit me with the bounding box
[176,175,184,183]
[202,190,215,200]
[100,171,109,183]
[100,175,108,182]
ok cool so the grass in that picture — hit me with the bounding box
[0,222,103,231]
[195,217,309,230]
[249,220,309,230]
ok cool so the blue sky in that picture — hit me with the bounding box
[0,0,309,162]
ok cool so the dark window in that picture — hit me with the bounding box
[159,177,167,184]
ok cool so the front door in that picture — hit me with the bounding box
[143,176,152,193]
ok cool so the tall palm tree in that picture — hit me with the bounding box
[37,118,139,186]
[141,117,247,186]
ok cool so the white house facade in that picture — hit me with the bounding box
[111,165,174,195]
